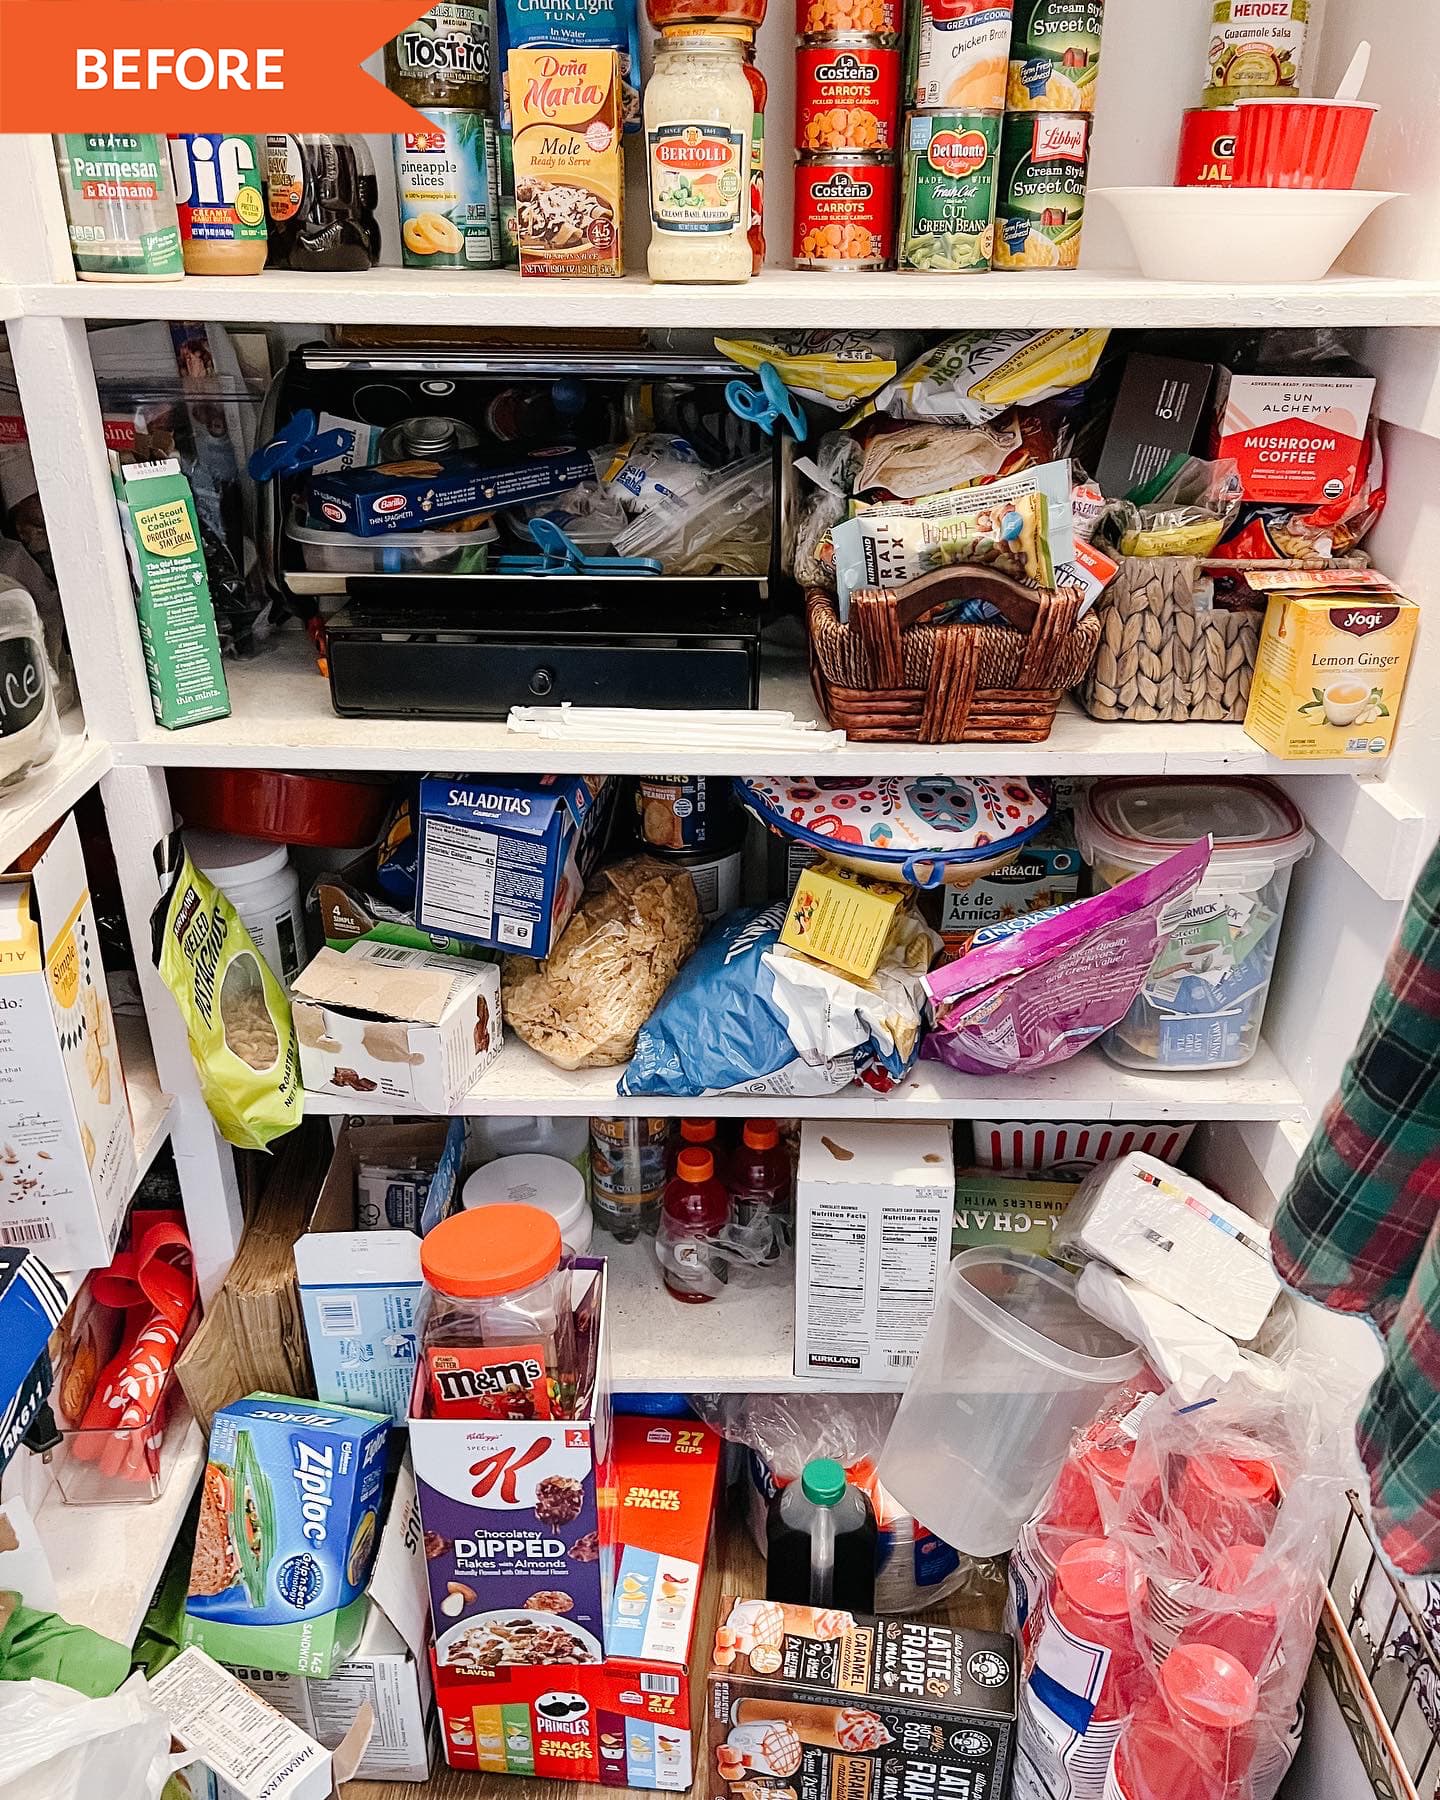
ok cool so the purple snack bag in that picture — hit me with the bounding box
[921,836,1213,1076]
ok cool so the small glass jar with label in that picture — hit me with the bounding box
[645,31,754,283]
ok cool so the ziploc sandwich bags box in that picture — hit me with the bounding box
[417,774,615,957]
[432,1414,722,1782]
[182,1393,390,1678]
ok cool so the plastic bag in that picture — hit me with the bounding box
[715,332,916,409]
[151,836,303,1150]
[922,837,1211,1075]
[613,453,771,575]
[873,329,1110,425]
[603,433,708,516]
[792,432,859,589]
[1105,455,1243,557]
[854,416,1052,500]
[620,901,936,1098]
[1011,1363,1350,1800]
[690,1392,1006,1616]
[1213,427,1386,561]
[502,855,702,1070]
[0,1675,185,1800]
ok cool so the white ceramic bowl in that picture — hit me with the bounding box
[1093,186,1399,283]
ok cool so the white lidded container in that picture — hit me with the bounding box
[463,1152,593,1255]
[183,829,305,987]
[878,1248,1141,1557]
[1076,778,1312,1072]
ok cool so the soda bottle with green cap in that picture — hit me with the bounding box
[766,1456,877,1610]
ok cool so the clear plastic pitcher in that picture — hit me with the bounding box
[877,1248,1141,1557]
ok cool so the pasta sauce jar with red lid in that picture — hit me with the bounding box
[794,152,897,268]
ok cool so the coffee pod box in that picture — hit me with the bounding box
[794,1120,954,1383]
[0,814,137,1271]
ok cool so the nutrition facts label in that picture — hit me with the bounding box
[802,1193,948,1380]
[420,819,498,937]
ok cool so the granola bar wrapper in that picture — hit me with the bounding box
[151,834,302,1149]
[833,486,1054,612]
[922,836,1212,1076]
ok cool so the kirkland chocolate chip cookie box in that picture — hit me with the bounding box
[707,1601,1017,1800]
[409,1260,614,1666]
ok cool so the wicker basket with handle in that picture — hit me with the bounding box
[807,567,1101,743]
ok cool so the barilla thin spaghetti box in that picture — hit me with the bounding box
[182,1393,390,1678]
[1212,369,1375,504]
[417,774,614,957]
[309,444,592,536]
[432,1415,721,1781]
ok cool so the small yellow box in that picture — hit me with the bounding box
[1243,571,1418,762]
[780,858,908,980]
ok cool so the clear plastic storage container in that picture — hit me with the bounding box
[877,1248,1141,1557]
[420,1203,575,1416]
[1076,778,1312,1072]
[287,509,497,576]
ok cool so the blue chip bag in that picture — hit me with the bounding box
[499,0,643,131]
[621,903,934,1098]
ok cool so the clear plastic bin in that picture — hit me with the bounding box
[877,1248,1141,1557]
[286,509,497,576]
[1076,778,1312,1071]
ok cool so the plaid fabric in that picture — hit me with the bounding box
[1272,837,1440,1576]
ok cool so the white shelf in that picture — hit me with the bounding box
[40,1420,203,1646]
[116,1011,174,1187]
[304,1034,1305,1123]
[0,722,109,870]
[16,267,1440,330]
[606,1238,815,1394]
[117,633,1369,777]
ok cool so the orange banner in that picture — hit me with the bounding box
[0,1,437,134]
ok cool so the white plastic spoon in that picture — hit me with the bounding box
[1335,40,1371,101]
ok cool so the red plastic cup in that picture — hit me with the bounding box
[1231,97,1378,189]
[1175,1454,1279,1551]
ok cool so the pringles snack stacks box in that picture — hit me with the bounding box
[707,1598,1017,1800]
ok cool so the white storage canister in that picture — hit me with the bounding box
[1075,777,1312,1072]
[183,829,305,986]
[463,1153,594,1254]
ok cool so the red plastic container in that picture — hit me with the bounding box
[1048,1538,1150,1722]
[1175,106,1238,186]
[167,768,394,847]
[1109,1642,1258,1800]
[1175,1453,1279,1551]
[1231,97,1377,189]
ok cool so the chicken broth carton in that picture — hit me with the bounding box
[510,48,625,277]
[1243,570,1418,761]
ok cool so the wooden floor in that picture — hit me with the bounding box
[350,1502,1007,1799]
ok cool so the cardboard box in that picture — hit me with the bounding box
[779,860,907,981]
[112,457,231,730]
[511,48,626,278]
[706,1599,1017,1800]
[291,942,501,1112]
[1212,368,1375,504]
[1243,571,1418,761]
[310,444,593,537]
[434,1415,722,1783]
[951,1170,1077,1257]
[148,1645,371,1800]
[183,1393,391,1678]
[297,1120,463,1424]
[228,1458,435,1784]
[416,774,614,957]
[0,815,137,1271]
[794,1122,953,1384]
[938,840,1081,960]
[315,874,488,962]
[1096,351,1215,498]
[411,1260,614,1666]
